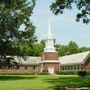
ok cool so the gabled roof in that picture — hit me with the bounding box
[13,56,41,65]
[59,51,90,65]
[13,51,90,65]
[23,57,41,65]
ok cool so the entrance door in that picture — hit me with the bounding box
[48,66,54,74]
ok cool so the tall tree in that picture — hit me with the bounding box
[50,0,90,24]
[59,45,68,56]
[0,0,36,68]
[0,0,36,55]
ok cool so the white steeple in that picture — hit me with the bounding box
[44,20,56,52]
[47,20,52,38]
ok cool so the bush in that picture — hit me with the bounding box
[57,70,76,75]
[78,71,87,77]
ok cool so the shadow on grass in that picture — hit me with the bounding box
[45,76,90,90]
[0,75,36,81]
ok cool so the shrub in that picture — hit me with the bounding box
[57,70,76,75]
[0,72,35,75]
[78,71,87,77]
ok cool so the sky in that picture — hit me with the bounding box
[31,0,90,47]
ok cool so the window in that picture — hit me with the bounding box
[61,66,64,70]
[64,66,67,70]
[62,66,65,70]
[71,65,73,70]
[81,64,84,70]
[67,65,70,70]
[77,65,79,70]
[60,66,62,70]
[67,66,68,70]
[74,65,76,70]
[62,66,64,70]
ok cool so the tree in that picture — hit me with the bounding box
[31,44,44,56]
[15,43,43,56]
[67,41,79,54]
[0,0,36,55]
[55,44,68,56]
[50,0,90,24]
[79,47,90,52]
[59,45,68,56]
[40,40,45,47]
[0,0,36,68]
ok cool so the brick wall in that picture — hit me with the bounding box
[19,66,25,71]
[41,52,58,60]
[43,63,59,72]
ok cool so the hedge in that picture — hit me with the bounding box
[57,70,77,75]
[0,72,35,75]
[57,70,90,76]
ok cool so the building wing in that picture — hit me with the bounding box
[59,51,90,65]
[13,56,41,65]
[24,57,41,65]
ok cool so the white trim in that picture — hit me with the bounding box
[60,62,84,65]
[83,52,90,63]
[41,60,59,63]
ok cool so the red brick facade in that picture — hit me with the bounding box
[0,53,90,73]
[41,52,58,60]
[19,65,40,73]
[41,52,60,73]
[42,63,59,72]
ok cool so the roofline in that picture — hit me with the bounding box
[83,52,90,63]
[20,63,40,66]
[59,51,90,58]
[60,62,84,65]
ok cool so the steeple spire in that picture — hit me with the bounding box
[44,20,56,52]
[48,20,52,38]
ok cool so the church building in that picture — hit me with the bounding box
[0,20,90,74]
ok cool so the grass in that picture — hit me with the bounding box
[0,75,90,90]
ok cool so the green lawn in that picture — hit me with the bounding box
[0,75,90,90]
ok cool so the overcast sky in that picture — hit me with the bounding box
[30,0,90,47]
